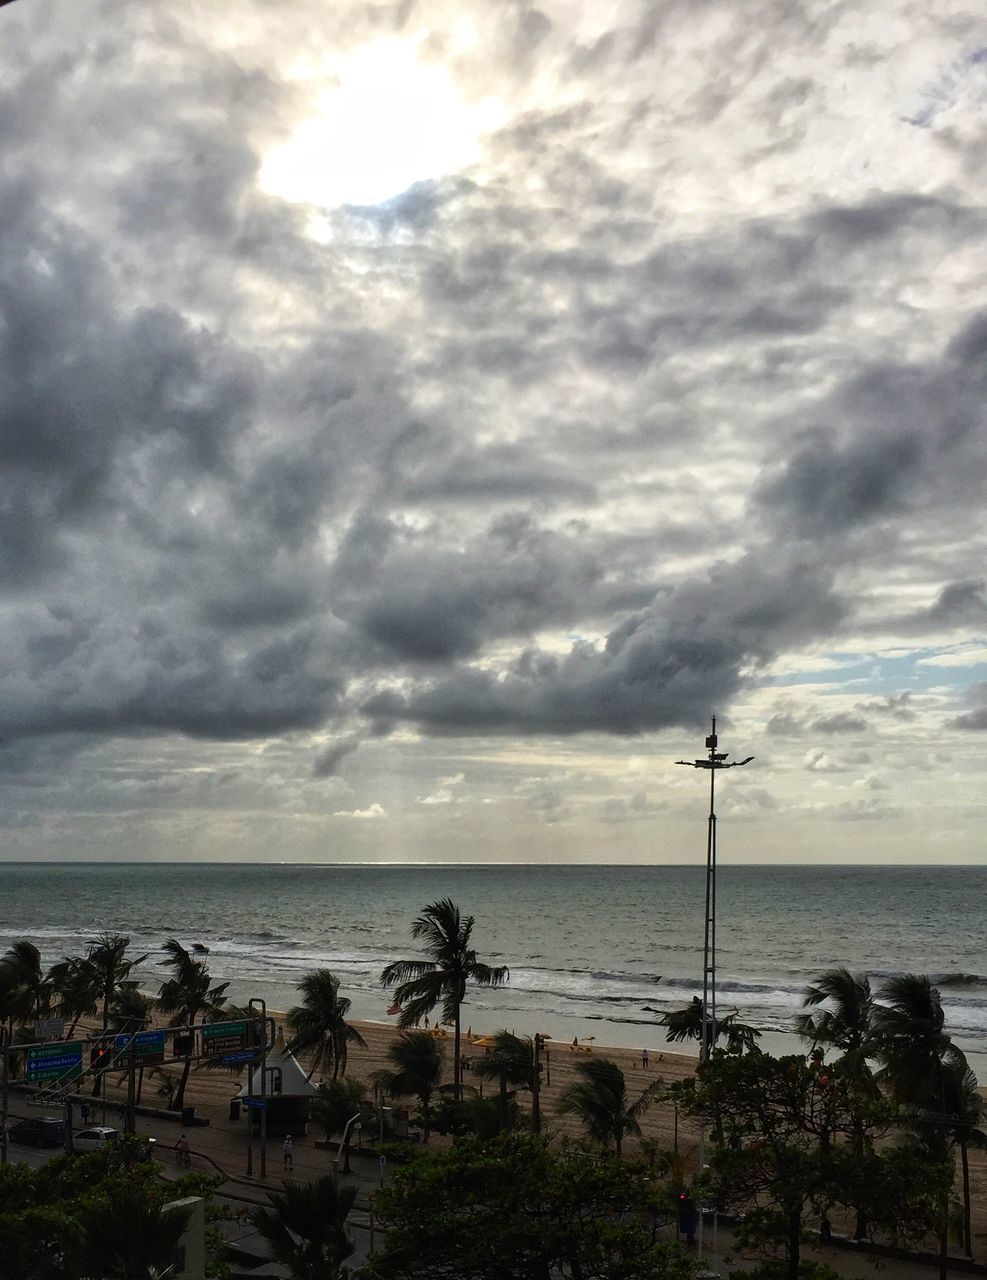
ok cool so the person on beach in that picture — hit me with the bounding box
[175,1134,191,1168]
[283,1134,293,1170]
[642,1048,649,1068]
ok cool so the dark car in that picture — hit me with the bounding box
[8,1116,66,1148]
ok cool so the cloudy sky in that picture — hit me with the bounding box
[1,0,985,865]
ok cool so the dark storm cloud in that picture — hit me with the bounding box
[0,155,267,570]
[342,515,607,661]
[0,606,344,742]
[758,307,987,539]
[363,557,845,734]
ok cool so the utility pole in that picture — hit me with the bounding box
[1,1028,9,1166]
[247,999,268,1179]
[531,1034,541,1133]
[126,1046,137,1134]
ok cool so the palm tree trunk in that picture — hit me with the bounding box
[173,1053,193,1111]
[453,1006,462,1102]
[961,1136,972,1257]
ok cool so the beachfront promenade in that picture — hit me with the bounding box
[8,1092,972,1280]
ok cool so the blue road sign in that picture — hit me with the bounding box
[222,1050,257,1064]
[241,1097,267,1110]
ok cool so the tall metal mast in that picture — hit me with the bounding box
[676,716,753,1270]
[676,716,753,1064]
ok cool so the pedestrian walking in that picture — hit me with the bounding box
[282,1134,293,1170]
[642,1048,650,1068]
[175,1134,191,1168]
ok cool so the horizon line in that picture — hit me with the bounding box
[2,859,982,868]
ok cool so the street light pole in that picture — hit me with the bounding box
[676,715,752,1268]
[676,715,753,1064]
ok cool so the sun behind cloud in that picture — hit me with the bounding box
[260,35,506,209]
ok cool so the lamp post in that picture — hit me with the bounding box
[676,715,752,1269]
[676,715,753,1064]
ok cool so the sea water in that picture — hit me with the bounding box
[2,862,985,1076]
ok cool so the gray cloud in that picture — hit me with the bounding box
[947,681,987,731]
[363,557,844,734]
[312,739,361,779]
[758,307,987,541]
[811,713,869,735]
[0,0,985,861]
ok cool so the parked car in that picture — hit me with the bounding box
[8,1116,65,1148]
[72,1127,156,1158]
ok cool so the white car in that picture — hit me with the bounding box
[73,1126,121,1152]
[72,1127,157,1157]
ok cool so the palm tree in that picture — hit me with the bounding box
[285,970,367,1082]
[108,987,155,1106]
[873,974,967,1106]
[82,934,148,1099]
[0,951,27,1051]
[76,1186,193,1280]
[1,941,51,1025]
[86,933,147,1035]
[874,973,970,1266]
[47,954,100,1037]
[249,1176,356,1280]
[471,1030,534,1133]
[381,899,509,1102]
[557,1056,662,1157]
[797,967,879,1239]
[660,996,761,1055]
[157,939,229,1111]
[373,1029,444,1143]
[939,1062,987,1257]
[796,968,875,1060]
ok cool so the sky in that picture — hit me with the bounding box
[0,0,985,866]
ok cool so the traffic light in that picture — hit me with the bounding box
[90,1042,111,1072]
[676,1191,699,1242]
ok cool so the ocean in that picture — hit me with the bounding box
[2,862,985,1077]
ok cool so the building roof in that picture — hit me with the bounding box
[239,1029,321,1098]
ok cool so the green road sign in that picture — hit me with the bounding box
[203,1019,247,1057]
[112,1030,166,1065]
[27,1041,83,1083]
